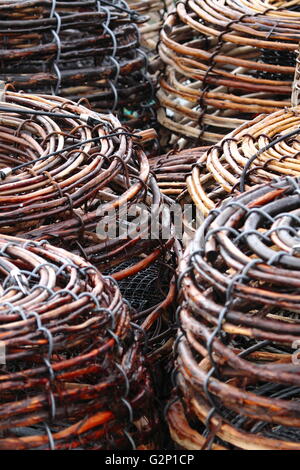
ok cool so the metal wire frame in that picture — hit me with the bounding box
[187,105,300,217]
[0,0,155,128]
[170,176,300,450]
[0,234,161,450]
[158,0,300,148]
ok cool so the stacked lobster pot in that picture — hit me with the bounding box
[0,235,160,449]
[151,105,300,244]
[187,106,300,217]
[0,91,178,374]
[150,146,209,198]
[0,0,155,129]
[169,177,300,450]
[158,0,300,148]
[164,95,300,448]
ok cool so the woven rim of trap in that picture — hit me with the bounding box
[187,105,300,217]
[170,177,300,450]
[0,91,151,233]
[0,0,155,126]
[158,0,300,146]
[150,146,208,197]
[0,234,160,450]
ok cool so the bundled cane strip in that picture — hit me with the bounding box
[0,234,160,449]
[150,146,208,197]
[171,177,300,450]
[188,106,300,217]
[158,0,300,147]
[128,0,174,52]
[0,0,155,127]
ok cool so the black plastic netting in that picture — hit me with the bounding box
[255,3,299,81]
[105,258,172,312]
[256,49,296,81]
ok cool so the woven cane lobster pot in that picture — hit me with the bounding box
[0,234,160,450]
[187,106,300,217]
[0,0,155,128]
[0,91,178,359]
[170,177,300,450]
[0,91,150,233]
[158,0,300,148]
